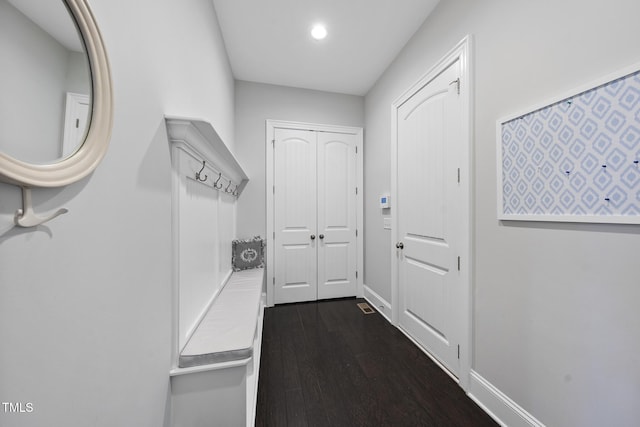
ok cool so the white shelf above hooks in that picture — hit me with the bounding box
[164,116,249,197]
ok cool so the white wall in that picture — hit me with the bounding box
[65,51,91,96]
[364,0,640,426]
[234,80,364,238]
[0,0,234,426]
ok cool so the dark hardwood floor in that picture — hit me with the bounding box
[255,298,498,427]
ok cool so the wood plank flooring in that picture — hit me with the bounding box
[255,298,498,427]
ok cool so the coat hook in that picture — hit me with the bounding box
[213,172,223,189]
[14,187,68,228]
[195,160,208,182]
[225,180,233,193]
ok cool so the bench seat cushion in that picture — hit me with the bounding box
[179,269,264,368]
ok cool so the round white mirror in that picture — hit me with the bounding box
[0,0,113,188]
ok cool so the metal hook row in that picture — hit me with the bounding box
[215,172,239,196]
[194,161,239,196]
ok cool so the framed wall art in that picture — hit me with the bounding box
[497,63,640,224]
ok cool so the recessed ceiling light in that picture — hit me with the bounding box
[311,24,327,40]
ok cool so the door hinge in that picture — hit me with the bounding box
[355,229,358,237]
[273,231,275,239]
[356,187,358,195]
[75,118,80,128]
[457,256,461,271]
[356,271,358,279]
[273,185,275,194]
[457,168,460,183]
[272,139,275,145]
[273,277,275,286]
[457,344,460,359]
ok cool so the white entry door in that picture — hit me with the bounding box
[396,58,464,376]
[273,128,358,304]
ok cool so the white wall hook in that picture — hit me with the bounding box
[14,187,68,228]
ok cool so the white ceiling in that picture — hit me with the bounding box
[212,0,440,96]
[7,0,84,52]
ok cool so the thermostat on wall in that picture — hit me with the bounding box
[380,194,390,209]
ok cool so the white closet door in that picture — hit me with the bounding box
[397,59,462,375]
[273,127,358,304]
[317,132,358,299]
[274,128,318,304]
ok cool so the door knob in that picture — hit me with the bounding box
[310,234,316,240]
[396,242,404,249]
[319,234,325,239]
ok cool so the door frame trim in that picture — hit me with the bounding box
[265,120,364,307]
[390,35,473,391]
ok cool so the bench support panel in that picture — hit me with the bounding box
[171,366,247,427]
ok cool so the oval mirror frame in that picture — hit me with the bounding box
[0,0,113,188]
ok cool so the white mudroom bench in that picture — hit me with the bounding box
[170,268,265,427]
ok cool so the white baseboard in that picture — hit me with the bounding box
[363,284,392,323]
[468,370,545,427]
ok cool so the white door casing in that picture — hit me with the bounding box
[391,36,472,389]
[266,121,363,307]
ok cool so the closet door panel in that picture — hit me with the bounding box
[274,128,318,304]
[317,132,357,299]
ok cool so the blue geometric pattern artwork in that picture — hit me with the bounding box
[500,69,640,222]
